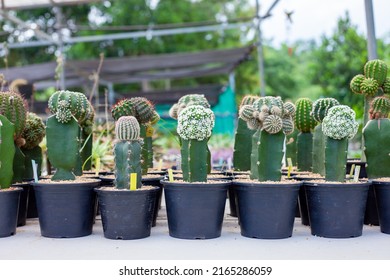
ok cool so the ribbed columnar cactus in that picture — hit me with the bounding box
[169,94,210,120]
[233,95,259,171]
[239,96,295,181]
[322,105,359,182]
[112,97,159,173]
[114,116,142,189]
[311,98,340,176]
[294,98,317,172]
[363,96,390,178]
[47,90,94,180]
[0,115,16,189]
[177,105,215,182]
[21,113,46,179]
[0,91,27,141]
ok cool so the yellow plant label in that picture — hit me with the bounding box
[287,158,293,178]
[130,173,137,190]
[168,169,174,182]
[95,157,101,176]
[158,159,163,171]
[146,125,154,137]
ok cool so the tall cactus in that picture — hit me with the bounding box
[177,105,215,182]
[294,98,317,172]
[311,98,339,175]
[114,116,142,189]
[233,95,259,171]
[239,96,295,181]
[47,90,94,180]
[363,96,390,178]
[21,113,46,179]
[0,115,15,189]
[112,97,159,174]
[322,105,359,182]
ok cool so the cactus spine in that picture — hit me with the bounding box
[311,98,339,175]
[322,105,359,182]
[114,116,142,189]
[239,96,295,181]
[47,91,94,180]
[112,97,159,174]
[233,95,259,171]
[363,96,390,178]
[294,98,317,172]
[0,115,15,189]
[177,105,215,182]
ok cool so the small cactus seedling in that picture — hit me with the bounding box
[177,105,215,182]
[363,96,390,178]
[239,96,295,181]
[294,98,317,172]
[47,90,94,180]
[21,113,46,179]
[311,98,340,176]
[322,105,359,182]
[233,95,259,171]
[114,116,142,189]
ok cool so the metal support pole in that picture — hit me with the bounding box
[364,0,378,60]
[54,6,65,90]
[229,71,236,93]
[256,0,266,97]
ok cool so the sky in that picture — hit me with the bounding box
[256,0,390,46]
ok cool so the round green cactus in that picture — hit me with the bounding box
[322,105,359,140]
[283,101,296,118]
[48,90,94,125]
[115,116,140,141]
[350,74,365,94]
[369,96,390,120]
[360,78,379,96]
[382,77,390,94]
[0,91,27,139]
[239,95,259,108]
[364,59,388,86]
[282,117,294,135]
[21,113,45,150]
[111,99,136,121]
[311,98,340,123]
[112,97,159,125]
[169,94,210,120]
[177,105,215,141]
[239,105,256,122]
[295,98,317,133]
[263,115,283,134]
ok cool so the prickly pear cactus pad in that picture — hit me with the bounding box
[322,105,359,140]
[21,113,45,150]
[177,105,215,141]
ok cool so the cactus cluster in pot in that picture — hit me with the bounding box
[177,105,215,182]
[310,98,340,176]
[111,97,159,174]
[113,116,142,189]
[47,90,94,180]
[350,59,390,178]
[233,95,259,171]
[0,91,28,185]
[294,98,317,172]
[239,96,295,181]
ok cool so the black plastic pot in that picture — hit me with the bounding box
[305,181,370,238]
[27,183,38,218]
[364,184,379,226]
[0,188,22,238]
[372,180,390,234]
[96,186,158,240]
[228,185,237,217]
[142,177,164,227]
[161,180,230,239]
[233,181,301,239]
[32,179,101,238]
[12,182,30,227]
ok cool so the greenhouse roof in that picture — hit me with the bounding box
[0,0,100,10]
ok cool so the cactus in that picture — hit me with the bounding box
[383,77,390,94]
[111,97,159,173]
[0,91,27,140]
[21,113,46,179]
[0,115,16,189]
[322,105,359,182]
[47,90,94,181]
[294,98,317,172]
[311,98,340,176]
[363,96,390,178]
[360,78,379,96]
[177,105,215,182]
[239,96,295,181]
[364,59,388,86]
[233,95,259,171]
[169,94,210,120]
[114,116,142,189]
